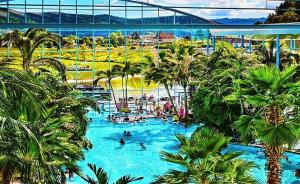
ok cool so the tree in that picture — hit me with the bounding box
[125,62,142,104]
[144,55,179,118]
[266,1,300,23]
[110,32,125,47]
[114,62,142,108]
[153,128,257,184]
[94,65,123,111]
[225,66,300,184]
[95,37,105,47]
[0,69,99,183]
[79,163,143,184]
[190,42,261,135]
[81,36,93,48]
[255,40,299,70]
[63,34,76,48]
[2,29,66,80]
[162,44,204,121]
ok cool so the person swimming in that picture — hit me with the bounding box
[124,131,131,136]
[89,118,93,122]
[140,143,146,149]
[295,169,300,178]
[119,138,125,145]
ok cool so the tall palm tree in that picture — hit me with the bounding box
[94,65,122,111]
[117,62,142,106]
[2,28,66,80]
[256,40,299,70]
[125,62,142,104]
[79,163,143,184]
[144,55,179,118]
[153,128,257,184]
[225,66,300,184]
[169,45,203,121]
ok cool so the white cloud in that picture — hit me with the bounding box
[139,0,283,18]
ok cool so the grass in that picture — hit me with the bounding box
[0,46,155,81]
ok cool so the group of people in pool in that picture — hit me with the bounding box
[119,131,146,150]
[107,115,146,124]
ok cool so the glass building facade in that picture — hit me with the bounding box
[0,0,299,103]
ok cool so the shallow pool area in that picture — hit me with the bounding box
[69,111,300,184]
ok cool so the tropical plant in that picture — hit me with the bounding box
[117,62,142,106]
[93,65,122,111]
[190,42,260,135]
[225,66,300,184]
[255,40,299,70]
[144,55,179,118]
[266,1,300,23]
[2,28,66,80]
[0,69,99,183]
[153,128,257,184]
[63,34,76,48]
[124,62,140,105]
[79,163,143,184]
[160,44,204,121]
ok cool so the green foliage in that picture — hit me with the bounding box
[266,1,300,23]
[110,32,125,47]
[255,40,299,70]
[79,163,143,184]
[0,69,99,183]
[153,128,257,184]
[1,28,66,80]
[190,42,260,135]
[225,66,300,183]
[226,66,300,146]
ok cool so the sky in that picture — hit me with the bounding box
[3,0,284,19]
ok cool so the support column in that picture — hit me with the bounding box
[241,35,245,48]
[249,38,252,53]
[290,39,293,54]
[276,34,280,69]
[235,36,238,48]
[212,36,216,51]
[206,30,209,55]
[293,39,296,53]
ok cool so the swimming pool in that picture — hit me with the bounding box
[69,111,300,184]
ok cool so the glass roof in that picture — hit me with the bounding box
[0,0,299,36]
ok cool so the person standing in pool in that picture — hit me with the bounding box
[140,143,146,149]
[119,138,125,145]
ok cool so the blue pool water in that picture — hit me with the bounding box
[69,111,300,184]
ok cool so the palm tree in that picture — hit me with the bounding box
[144,54,179,118]
[79,163,143,184]
[190,42,262,136]
[256,40,299,70]
[94,65,122,111]
[125,62,142,104]
[0,69,99,183]
[116,62,142,107]
[169,45,203,121]
[153,128,257,184]
[225,66,300,184]
[175,56,192,120]
[2,28,66,80]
